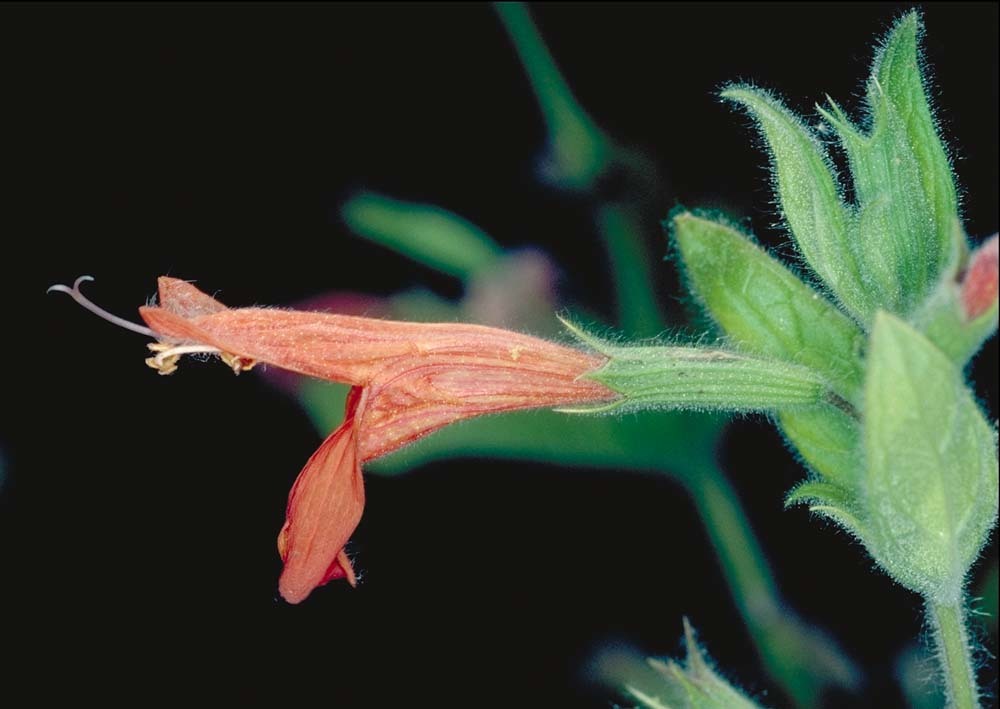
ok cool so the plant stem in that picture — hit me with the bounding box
[595,203,666,339]
[685,461,861,706]
[928,600,979,709]
[687,466,779,619]
[685,462,832,707]
[494,1,609,187]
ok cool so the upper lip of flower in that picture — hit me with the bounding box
[137,277,609,389]
[50,275,618,604]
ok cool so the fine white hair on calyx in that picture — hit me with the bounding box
[47,275,160,338]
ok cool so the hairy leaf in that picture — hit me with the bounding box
[820,13,962,314]
[863,312,998,602]
[722,88,868,320]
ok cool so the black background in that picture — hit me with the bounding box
[3,3,997,706]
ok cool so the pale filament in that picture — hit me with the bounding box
[52,275,252,376]
[47,275,162,338]
[149,344,223,368]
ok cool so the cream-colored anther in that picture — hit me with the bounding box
[220,352,258,375]
[145,342,222,375]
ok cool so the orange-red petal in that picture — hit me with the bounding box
[155,276,229,318]
[277,388,366,604]
[357,353,617,461]
[139,279,609,388]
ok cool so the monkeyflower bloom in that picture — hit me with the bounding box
[50,276,617,603]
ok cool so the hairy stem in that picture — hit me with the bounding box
[929,600,979,709]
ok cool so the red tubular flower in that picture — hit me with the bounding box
[51,276,617,603]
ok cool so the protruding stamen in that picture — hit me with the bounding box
[147,343,223,370]
[220,352,257,375]
[48,276,160,338]
[145,352,180,376]
[144,342,254,377]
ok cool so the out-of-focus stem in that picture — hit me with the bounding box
[686,463,780,627]
[928,601,979,709]
[496,3,664,336]
[684,461,858,707]
[595,203,666,338]
[494,1,610,187]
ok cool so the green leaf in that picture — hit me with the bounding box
[341,192,502,281]
[820,12,962,314]
[778,406,860,489]
[863,312,998,603]
[785,479,867,540]
[721,87,868,320]
[625,619,768,709]
[672,212,864,403]
[786,479,856,512]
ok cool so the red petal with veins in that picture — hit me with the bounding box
[358,354,616,461]
[277,388,365,604]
